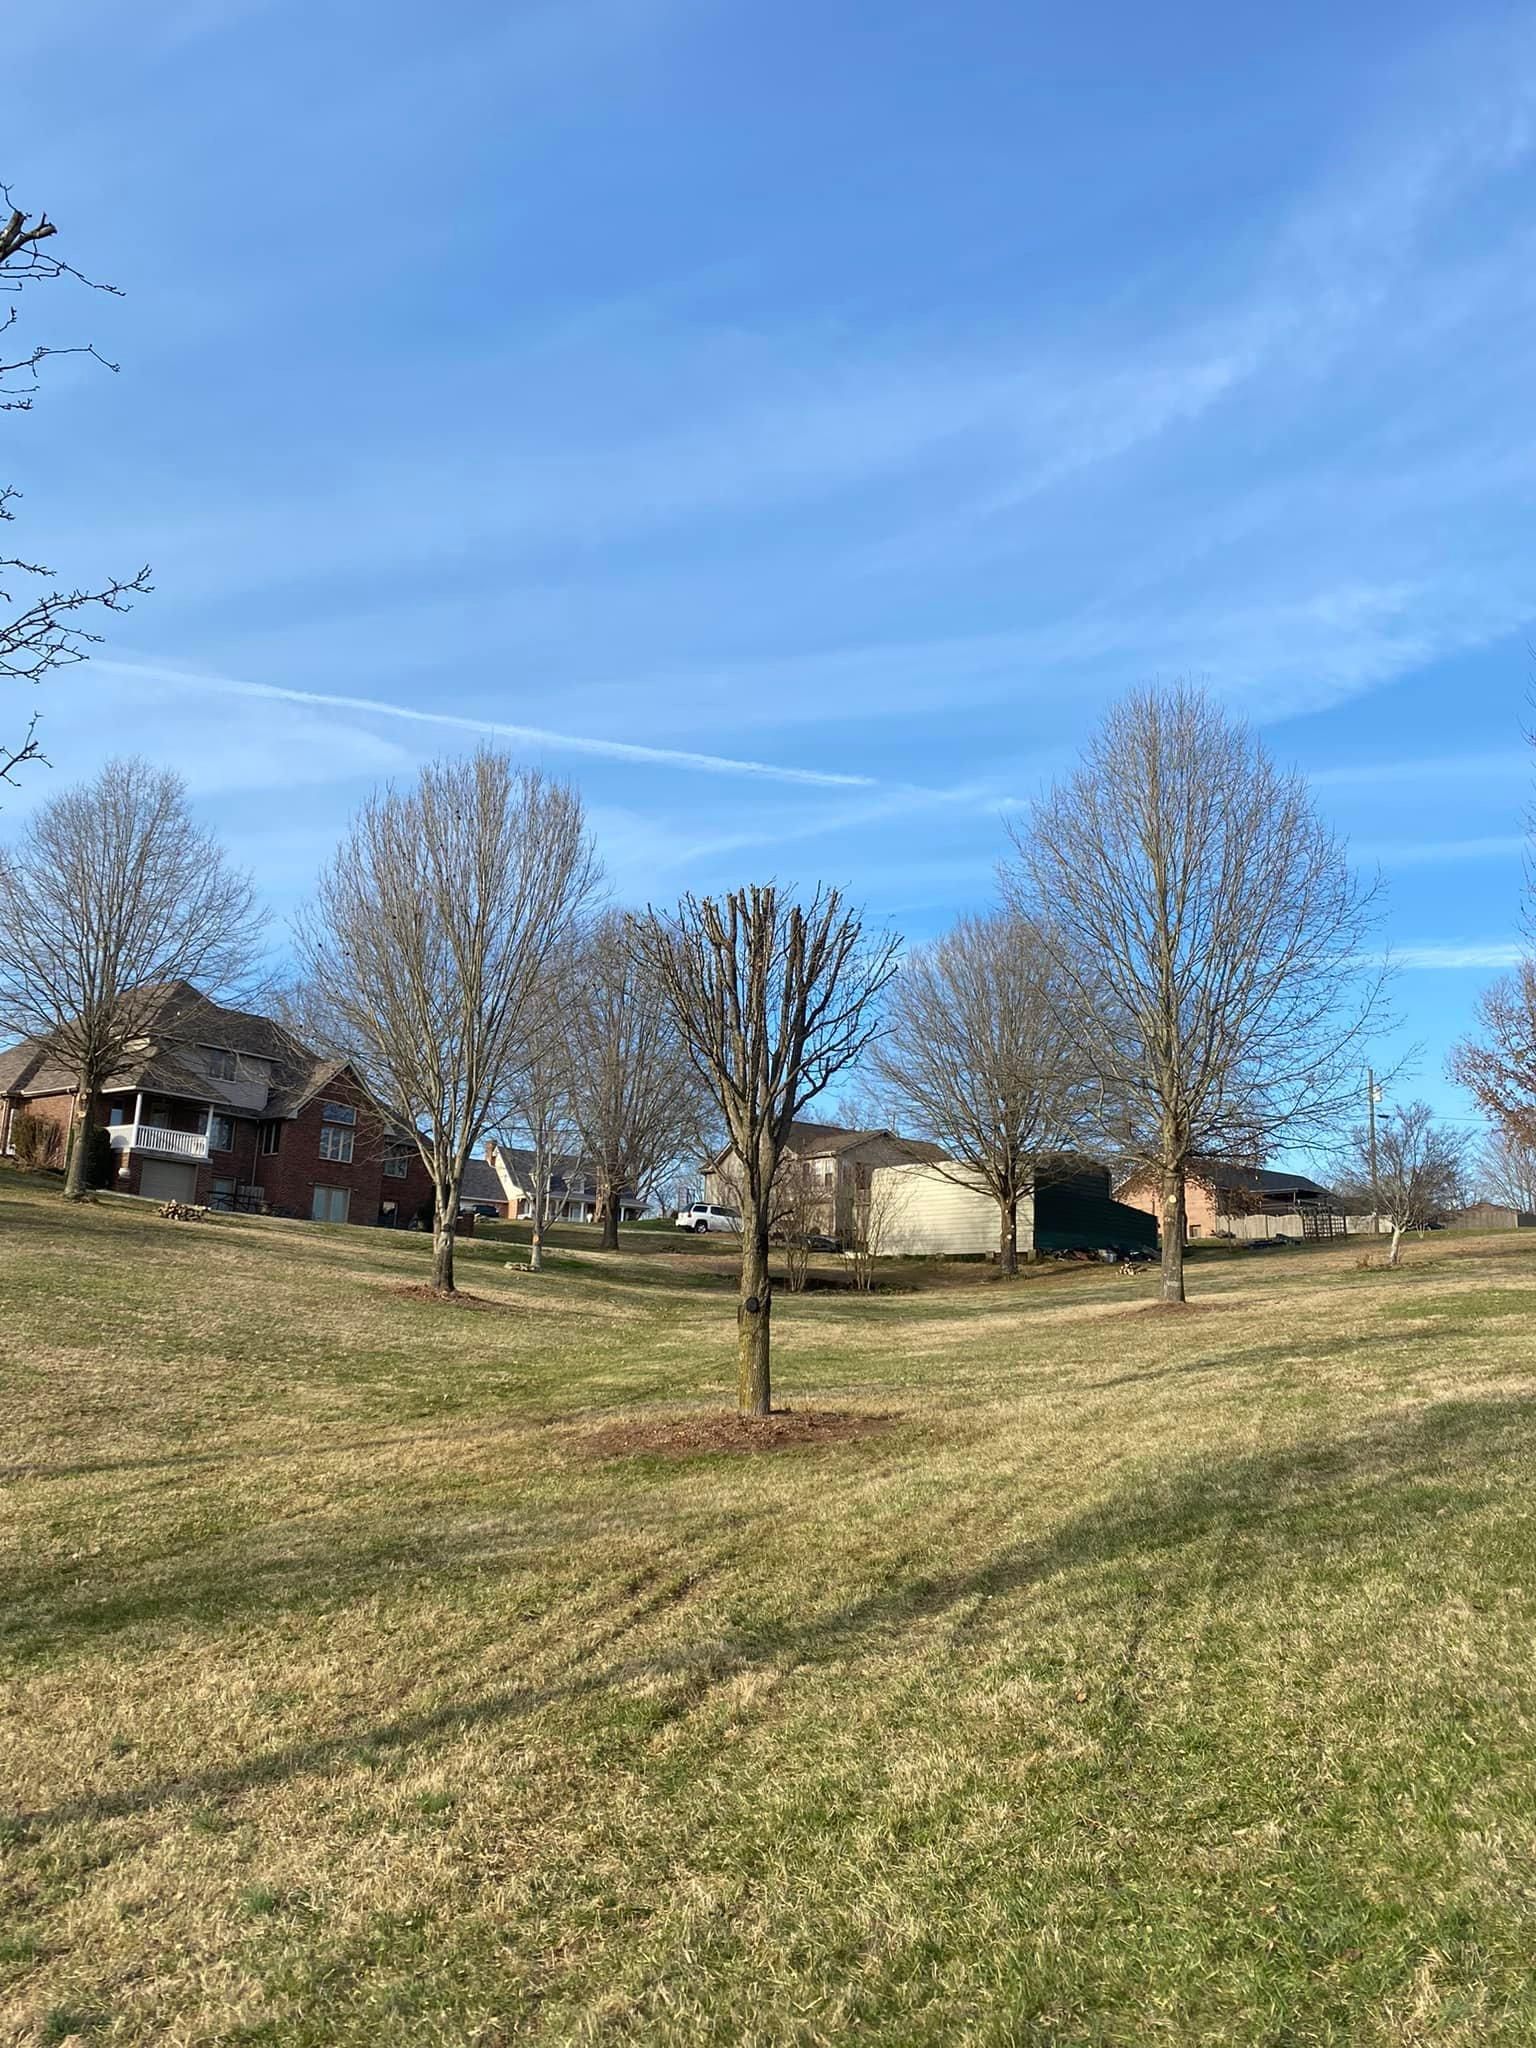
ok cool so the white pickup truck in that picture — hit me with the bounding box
[676,1202,742,1234]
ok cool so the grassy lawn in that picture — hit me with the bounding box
[6,1172,1536,2043]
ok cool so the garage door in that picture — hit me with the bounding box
[141,1159,199,1204]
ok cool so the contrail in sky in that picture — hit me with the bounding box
[95,660,880,790]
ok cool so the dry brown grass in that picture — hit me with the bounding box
[6,1177,1536,2043]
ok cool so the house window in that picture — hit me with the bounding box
[107,1104,127,1127]
[319,1124,354,1163]
[311,1185,350,1224]
[206,1049,238,1080]
[383,1144,410,1179]
[259,1122,281,1155]
[321,1101,356,1126]
[208,1114,235,1152]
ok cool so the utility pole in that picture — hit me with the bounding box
[1367,1068,1382,1234]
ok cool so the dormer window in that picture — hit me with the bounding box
[207,1049,238,1080]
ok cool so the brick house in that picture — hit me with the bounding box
[1114,1159,1343,1242]
[0,981,435,1228]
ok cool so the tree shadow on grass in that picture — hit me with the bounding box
[13,1388,1536,1837]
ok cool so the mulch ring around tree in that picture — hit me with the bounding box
[580,1408,901,1460]
[383,1283,515,1311]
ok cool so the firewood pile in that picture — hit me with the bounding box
[158,1201,209,1222]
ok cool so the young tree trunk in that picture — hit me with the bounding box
[1159,1164,1187,1303]
[737,1207,772,1417]
[432,1177,460,1293]
[998,1194,1019,1275]
[63,1074,97,1201]
[1388,1219,1404,1268]
[597,1177,620,1250]
[529,1210,544,1272]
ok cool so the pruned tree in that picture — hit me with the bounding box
[1335,1099,1468,1266]
[296,750,597,1294]
[1010,683,1386,1303]
[0,758,265,1198]
[1,193,150,784]
[562,909,708,1249]
[873,909,1089,1274]
[633,885,899,1416]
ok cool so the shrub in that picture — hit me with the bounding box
[84,1124,115,1188]
[12,1110,63,1172]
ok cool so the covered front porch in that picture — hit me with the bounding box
[103,1091,213,1169]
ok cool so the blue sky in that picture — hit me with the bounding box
[7,0,1536,1144]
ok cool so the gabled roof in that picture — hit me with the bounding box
[706,1120,947,1172]
[1194,1161,1334,1198]
[459,1158,507,1207]
[1114,1158,1335,1200]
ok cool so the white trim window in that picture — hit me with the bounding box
[311,1185,350,1224]
[208,1114,236,1152]
[383,1143,410,1179]
[319,1124,354,1163]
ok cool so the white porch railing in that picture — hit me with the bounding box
[106,1124,210,1161]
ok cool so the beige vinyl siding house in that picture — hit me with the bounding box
[701,1120,944,1244]
[870,1163,997,1256]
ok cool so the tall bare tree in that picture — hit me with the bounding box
[873,909,1089,1273]
[1,194,150,784]
[296,750,597,1294]
[562,910,707,1249]
[1450,962,1536,1150]
[501,997,582,1273]
[0,758,265,1198]
[633,885,899,1416]
[1010,683,1385,1302]
[1476,1125,1536,1213]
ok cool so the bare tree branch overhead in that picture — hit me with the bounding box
[0,758,267,1199]
[632,883,899,1416]
[296,750,599,1295]
[873,909,1092,1273]
[1009,681,1388,1304]
[0,188,150,786]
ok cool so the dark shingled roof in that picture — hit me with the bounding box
[458,1158,507,1207]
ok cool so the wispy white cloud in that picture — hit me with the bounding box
[91,659,881,790]
[1309,750,1527,788]
[1356,834,1526,867]
[1391,942,1523,970]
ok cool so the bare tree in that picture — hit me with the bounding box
[1335,1100,1468,1266]
[1010,683,1386,1303]
[0,194,151,784]
[296,751,597,1294]
[633,885,899,1416]
[502,1002,582,1273]
[873,909,1089,1274]
[776,1154,824,1293]
[1451,961,1536,1148]
[562,909,708,1249]
[841,1167,907,1293]
[0,758,265,1198]
[1476,1125,1536,1213]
